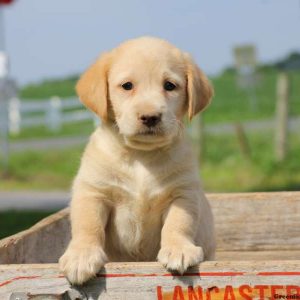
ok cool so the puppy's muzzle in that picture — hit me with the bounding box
[139,113,162,128]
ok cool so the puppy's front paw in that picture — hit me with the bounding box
[59,242,108,285]
[158,243,204,274]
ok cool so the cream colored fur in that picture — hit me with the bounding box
[59,37,216,285]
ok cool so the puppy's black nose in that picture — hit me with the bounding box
[140,114,161,127]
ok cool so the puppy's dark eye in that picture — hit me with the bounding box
[164,81,176,91]
[122,82,133,90]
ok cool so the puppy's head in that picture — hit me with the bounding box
[76,37,213,151]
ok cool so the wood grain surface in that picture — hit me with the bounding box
[1,192,300,264]
[0,192,300,299]
[1,261,300,299]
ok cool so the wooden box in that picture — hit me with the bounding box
[0,192,299,299]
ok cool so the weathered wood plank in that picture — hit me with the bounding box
[1,262,300,300]
[216,250,300,261]
[0,208,70,264]
[211,191,300,251]
[1,192,300,264]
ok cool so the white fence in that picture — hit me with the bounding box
[8,97,98,134]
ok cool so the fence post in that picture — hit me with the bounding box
[0,78,16,173]
[8,97,20,135]
[47,96,62,132]
[0,79,9,173]
[275,72,289,162]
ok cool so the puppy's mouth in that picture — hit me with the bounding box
[132,128,166,141]
[139,131,156,136]
[123,128,172,151]
[136,129,164,136]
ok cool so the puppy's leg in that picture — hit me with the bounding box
[59,186,110,285]
[158,197,203,274]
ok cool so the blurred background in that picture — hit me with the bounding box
[0,0,299,239]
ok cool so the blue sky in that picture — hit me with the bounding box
[2,0,300,85]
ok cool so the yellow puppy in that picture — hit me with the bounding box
[59,37,216,285]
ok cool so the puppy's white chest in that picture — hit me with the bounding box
[110,159,160,202]
[107,160,164,259]
[120,161,161,215]
[131,161,156,199]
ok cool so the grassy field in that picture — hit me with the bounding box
[0,147,82,190]
[10,120,94,141]
[201,133,300,192]
[20,76,78,100]
[206,69,300,123]
[1,132,300,192]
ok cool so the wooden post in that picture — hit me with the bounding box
[234,122,251,159]
[8,97,20,135]
[0,79,9,173]
[0,78,16,173]
[47,96,62,132]
[275,72,289,161]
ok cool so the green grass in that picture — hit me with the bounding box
[204,69,300,123]
[0,147,83,190]
[20,76,78,100]
[10,120,94,140]
[1,132,300,192]
[201,132,300,192]
[0,210,56,239]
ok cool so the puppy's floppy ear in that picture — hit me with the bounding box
[76,52,112,122]
[185,53,214,120]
